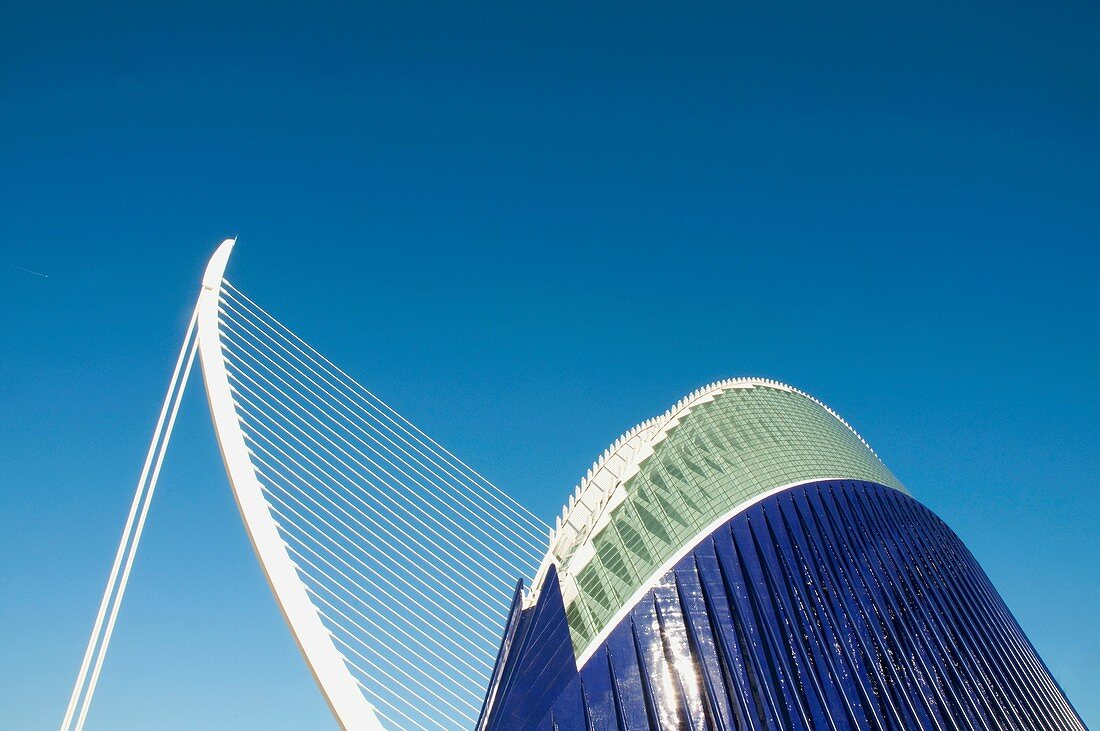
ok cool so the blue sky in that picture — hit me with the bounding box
[2,1,1097,728]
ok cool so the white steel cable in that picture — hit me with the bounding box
[232,387,521,624]
[297,562,495,694]
[291,549,491,688]
[248,452,508,640]
[222,339,541,578]
[214,281,549,731]
[348,674,442,731]
[285,545,496,686]
[254,461,507,645]
[345,662,450,731]
[258,476,503,647]
[349,676,441,731]
[61,306,199,731]
[218,313,547,562]
[284,538,492,680]
[246,426,518,621]
[247,431,511,629]
[221,341,537,569]
[258,466,504,642]
[327,630,480,720]
[245,421,511,643]
[218,301,550,554]
[232,382,521,595]
[221,283,545,533]
[220,284,548,540]
[249,446,509,726]
[250,438,509,627]
[218,298,548,554]
[61,246,549,731]
[228,370,539,595]
[266,481,502,663]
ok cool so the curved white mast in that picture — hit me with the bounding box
[196,239,384,731]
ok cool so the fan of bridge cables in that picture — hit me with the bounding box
[212,282,549,729]
[58,235,553,731]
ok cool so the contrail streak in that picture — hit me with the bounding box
[7,263,49,278]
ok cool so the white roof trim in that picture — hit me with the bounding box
[572,477,901,669]
[528,377,886,603]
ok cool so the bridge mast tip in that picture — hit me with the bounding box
[201,238,236,291]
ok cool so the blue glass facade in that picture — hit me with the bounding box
[479,481,1086,730]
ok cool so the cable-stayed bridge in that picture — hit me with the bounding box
[60,239,548,731]
[54,239,1092,731]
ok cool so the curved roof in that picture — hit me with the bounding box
[529,377,905,662]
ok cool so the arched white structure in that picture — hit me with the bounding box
[196,239,384,731]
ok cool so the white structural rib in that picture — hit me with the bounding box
[61,303,199,731]
[196,239,384,731]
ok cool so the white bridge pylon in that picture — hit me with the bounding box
[197,239,384,730]
[61,239,548,731]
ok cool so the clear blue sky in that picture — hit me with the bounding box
[2,1,1097,728]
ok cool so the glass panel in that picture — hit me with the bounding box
[560,384,905,654]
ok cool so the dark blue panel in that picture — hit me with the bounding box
[479,481,1088,731]
[478,565,578,730]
